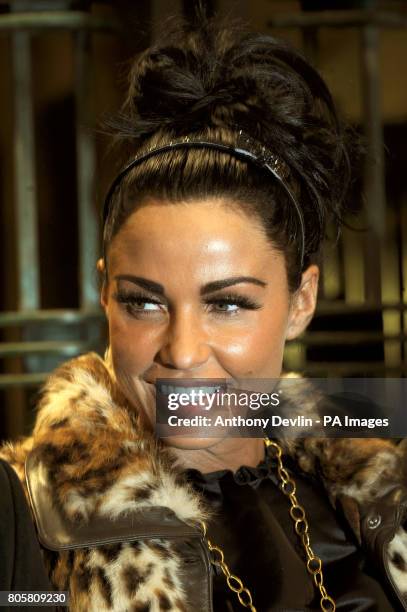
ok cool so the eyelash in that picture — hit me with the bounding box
[114,291,261,318]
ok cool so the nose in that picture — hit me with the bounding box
[156,308,212,371]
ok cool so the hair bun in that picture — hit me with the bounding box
[108,12,363,232]
[123,23,260,137]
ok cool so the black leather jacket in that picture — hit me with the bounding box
[0,459,56,612]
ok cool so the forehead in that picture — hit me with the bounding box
[108,198,283,281]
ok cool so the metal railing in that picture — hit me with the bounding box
[1,6,116,397]
[268,7,407,376]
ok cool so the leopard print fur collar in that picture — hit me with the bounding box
[1,351,407,610]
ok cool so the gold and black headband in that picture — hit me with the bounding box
[102,131,305,269]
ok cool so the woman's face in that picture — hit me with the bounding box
[100,198,319,448]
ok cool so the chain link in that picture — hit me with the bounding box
[264,438,336,611]
[199,519,257,611]
[197,438,336,612]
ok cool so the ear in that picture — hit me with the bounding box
[97,258,108,311]
[286,264,319,341]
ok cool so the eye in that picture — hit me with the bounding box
[207,294,261,317]
[114,291,164,317]
[212,301,238,313]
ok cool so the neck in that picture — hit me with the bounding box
[165,437,266,474]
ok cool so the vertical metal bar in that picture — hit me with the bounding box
[12,31,40,310]
[360,24,398,373]
[74,30,99,310]
[381,206,401,367]
[322,242,342,300]
[343,226,365,303]
[10,30,39,438]
[360,24,385,302]
[401,195,407,365]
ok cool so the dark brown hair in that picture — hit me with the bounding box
[103,12,362,291]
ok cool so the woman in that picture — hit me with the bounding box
[2,13,407,612]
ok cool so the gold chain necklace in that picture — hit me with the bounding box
[199,437,336,612]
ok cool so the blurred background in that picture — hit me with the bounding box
[0,0,406,442]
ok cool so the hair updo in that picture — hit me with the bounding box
[103,12,362,292]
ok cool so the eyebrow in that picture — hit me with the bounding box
[114,275,267,296]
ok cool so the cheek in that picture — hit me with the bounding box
[107,308,157,377]
[212,308,289,378]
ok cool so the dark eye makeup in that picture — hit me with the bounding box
[113,289,262,318]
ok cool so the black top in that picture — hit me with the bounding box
[185,449,397,612]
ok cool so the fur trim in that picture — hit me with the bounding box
[1,352,407,609]
[33,353,209,525]
[1,353,208,611]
